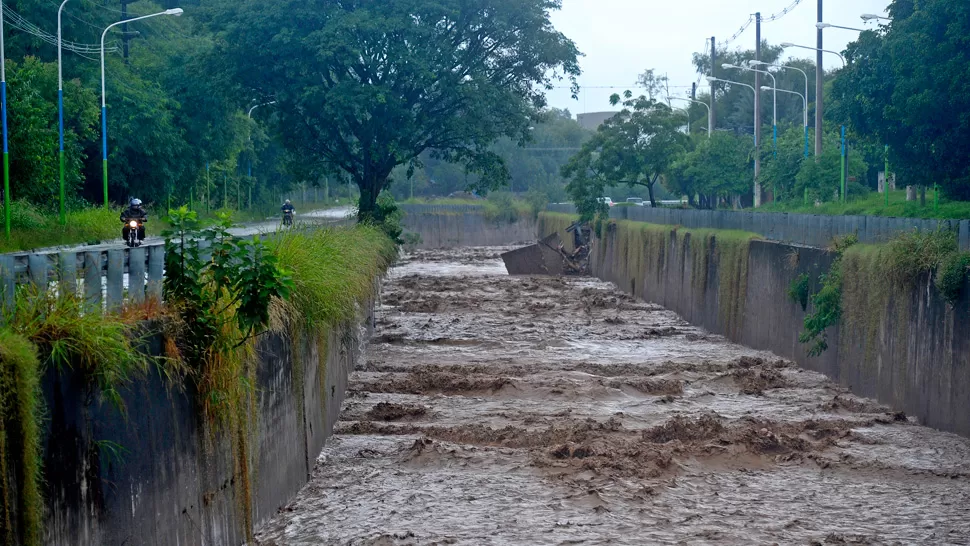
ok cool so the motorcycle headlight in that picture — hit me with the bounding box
[129,220,138,228]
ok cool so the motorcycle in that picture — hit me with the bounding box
[282,209,295,227]
[122,218,144,248]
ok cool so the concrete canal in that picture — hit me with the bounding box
[255,246,970,545]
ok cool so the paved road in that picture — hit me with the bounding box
[3,207,355,257]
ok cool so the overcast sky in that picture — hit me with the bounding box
[545,0,891,116]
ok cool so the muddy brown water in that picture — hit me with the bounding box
[255,247,970,545]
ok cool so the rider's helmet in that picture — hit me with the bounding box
[130,198,143,208]
[285,199,291,205]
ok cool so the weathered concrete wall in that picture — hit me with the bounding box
[42,317,368,545]
[539,214,970,437]
[400,206,536,248]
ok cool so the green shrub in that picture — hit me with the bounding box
[937,253,970,304]
[788,273,811,311]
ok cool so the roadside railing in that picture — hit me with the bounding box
[545,203,970,251]
[0,243,166,313]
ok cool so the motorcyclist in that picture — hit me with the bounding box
[281,199,295,225]
[121,198,148,243]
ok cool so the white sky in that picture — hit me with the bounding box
[545,0,891,115]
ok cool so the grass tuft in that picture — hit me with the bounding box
[0,201,121,253]
[0,330,43,546]
[271,225,395,333]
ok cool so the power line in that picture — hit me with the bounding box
[3,3,120,55]
[718,0,806,48]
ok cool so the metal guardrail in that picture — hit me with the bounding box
[0,243,166,313]
[545,203,970,251]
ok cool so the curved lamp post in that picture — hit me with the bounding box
[706,76,756,145]
[100,8,183,207]
[668,96,712,138]
[750,61,811,157]
[725,63,777,155]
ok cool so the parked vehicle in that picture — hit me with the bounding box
[626,198,645,206]
[597,197,615,207]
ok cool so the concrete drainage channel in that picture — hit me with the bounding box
[253,246,970,544]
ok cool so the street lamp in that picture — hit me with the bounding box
[751,60,811,157]
[706,76,756,145]
[779,42,847,68]
[816,22,868,33]
[100,8,183,207]
[247,100,276,210]
[668,97,711,138]
[861,14,890,22]
[57,0,70,224]
[725,63,777,155]
[761,86,808,153]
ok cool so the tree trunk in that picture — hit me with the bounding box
[647,183,657,208]
[919,185,926,207]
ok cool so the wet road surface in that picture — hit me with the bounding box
[256,247,970,545]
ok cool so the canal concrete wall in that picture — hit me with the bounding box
[539,213,970,437]
[42,317,369,546]
[399,204,536,248]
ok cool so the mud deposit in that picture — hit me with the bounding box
[256,247,970,545]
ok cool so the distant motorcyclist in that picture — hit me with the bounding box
[121,198,147,245]
[281,199,295,226]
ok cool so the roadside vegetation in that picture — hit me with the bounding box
[0,210,396,545]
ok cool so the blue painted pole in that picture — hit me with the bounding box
[101,105,108,207]
[0,1,9,240]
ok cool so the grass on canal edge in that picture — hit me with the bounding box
[758,190,970,219]
[0,220,396,545]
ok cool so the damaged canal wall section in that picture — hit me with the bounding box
[43,317,368,546]
[537,213,970,438]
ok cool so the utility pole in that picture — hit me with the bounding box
[120,0,143,64]
[691,82,696,100]
[815,0,824,158]
[710,36,717,131]
[754,13,762,207]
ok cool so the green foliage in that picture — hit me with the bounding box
[937,253,970,304]
[834,0,970,198]
[483,191,522,224]
[666,132,753,207]
[162,207,292,420]
[5,287,148,410]
[208,0,580,220]
[525,189,550,220]
[884,229,957,286]
[369,191,404,244]
[788,273,811,311]
[271,226,396,334]
[0,202,121,252]
[758,188,970,219]
[798,235,858,356]
[0,330,42,546]
[562,92,688,220]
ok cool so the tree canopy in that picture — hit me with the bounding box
[561,92,688,220]
[206,0,581,221]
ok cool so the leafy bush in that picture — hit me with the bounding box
[484,191,519,224]
[799,235,858,356]
[788,273,811,311]
[936,253,970,304]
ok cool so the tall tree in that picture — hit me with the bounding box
[561,92,688,219]
[205,0,580,222]
[835,0,970,198]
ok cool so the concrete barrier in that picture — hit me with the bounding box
[399,204,537,248]
[543,204,966,249]
[42,312,372,546]
[540,217,970,438]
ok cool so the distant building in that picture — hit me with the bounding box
[577,111,619,131]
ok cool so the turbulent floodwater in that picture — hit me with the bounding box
[256,247,970,546]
